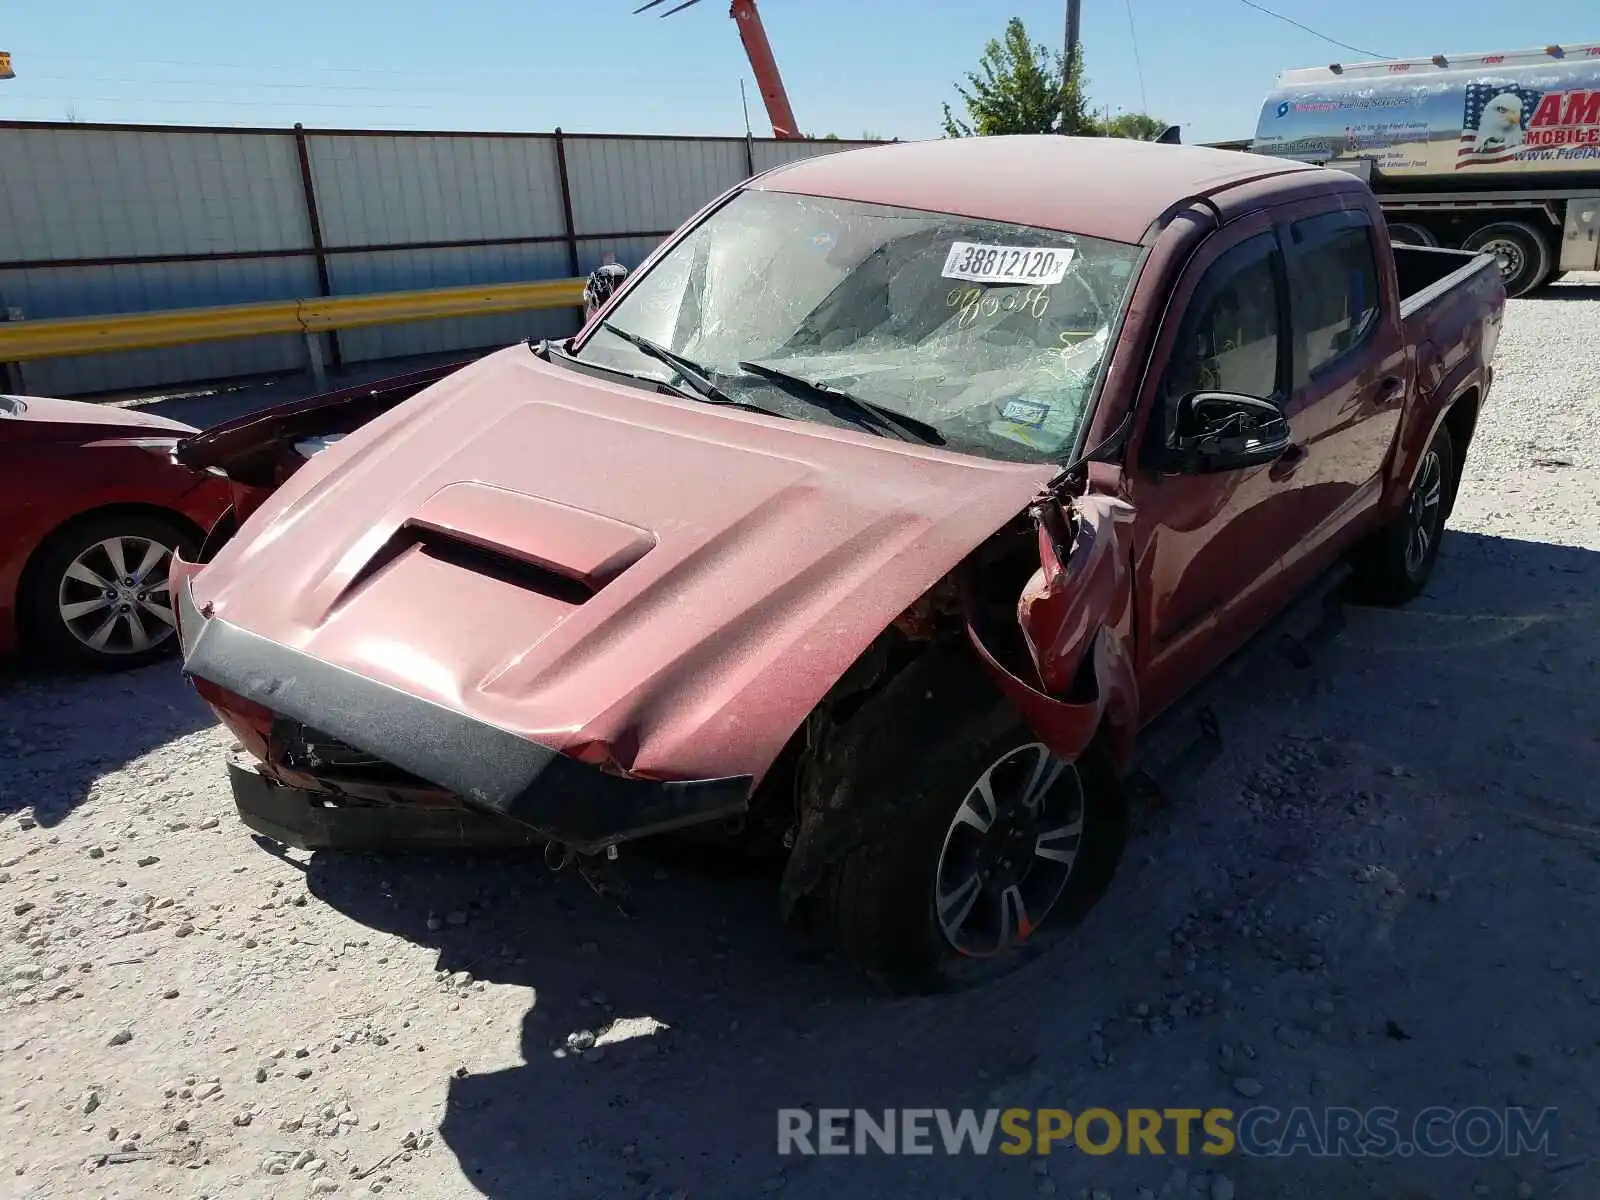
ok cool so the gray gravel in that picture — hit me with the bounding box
[2,275,1598,1199]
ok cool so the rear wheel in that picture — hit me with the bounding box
[1350,425,1454,607]
[23,513,198,670]
[1461,221,1551,298]
[1386,221,1438,248]
[810,649,1126,994]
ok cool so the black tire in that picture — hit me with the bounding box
[1386,221,1438,248]
[1461,221,1551,298]
[22,512,199,671]
[809,647,1127,994]
[1350,425,1454,607]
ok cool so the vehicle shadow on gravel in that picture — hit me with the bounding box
[1536,282,1600,302]
[0,659,213,826]
[300,528,1600,1200]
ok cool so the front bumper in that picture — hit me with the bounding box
[177,580,753,853]
[227,759,546,852]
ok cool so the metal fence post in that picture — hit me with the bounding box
[293,122,341,378]
[552,128,584,332]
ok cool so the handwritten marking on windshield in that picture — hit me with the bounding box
[946,285,1052,329]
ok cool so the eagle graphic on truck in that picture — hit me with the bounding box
[1251,41,1600,297]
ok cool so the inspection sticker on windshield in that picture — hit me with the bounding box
[941,242,1074,286]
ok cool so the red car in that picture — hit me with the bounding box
[173,137,1503,992]
[0,393,232,670]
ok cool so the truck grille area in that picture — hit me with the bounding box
[272,717,428,786]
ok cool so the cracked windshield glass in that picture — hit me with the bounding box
[572,188,1143,463]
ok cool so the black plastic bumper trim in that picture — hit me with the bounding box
[228,760,546,852]
[180,583,752,852]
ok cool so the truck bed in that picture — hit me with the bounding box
[1395,244,1499,320]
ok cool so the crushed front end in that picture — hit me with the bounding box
[170,563,753,855]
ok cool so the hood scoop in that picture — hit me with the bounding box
[345,481,657,609]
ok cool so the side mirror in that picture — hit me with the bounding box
[1169,391,1291,473]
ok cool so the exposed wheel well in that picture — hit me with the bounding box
[16,503,207,624]
[1441,388,1480,516]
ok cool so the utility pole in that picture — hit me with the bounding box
[1062,0,1081,133]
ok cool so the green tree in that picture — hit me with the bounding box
[1100,112,1168,140]
[942,17,1082,137]
[942,17,1161,139]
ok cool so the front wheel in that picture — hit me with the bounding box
[810,649,1126,994]
[23,513,198,670]
[1350,425,1454,607]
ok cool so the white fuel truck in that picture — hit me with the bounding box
[1250,42,1600,295]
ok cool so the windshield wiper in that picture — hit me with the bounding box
[735,360,945,446]
[599,322,736,406]
[545,329,787,419]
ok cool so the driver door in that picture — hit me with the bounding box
[1128,220,1320,722]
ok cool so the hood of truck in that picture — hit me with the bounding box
[190,344,1056,784]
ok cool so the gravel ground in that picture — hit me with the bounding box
[2,275,1597,1200]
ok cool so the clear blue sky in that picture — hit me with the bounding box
[0,1,1593,145]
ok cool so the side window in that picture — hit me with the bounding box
[1290,212,1382,374]
[1161,234,1285,418]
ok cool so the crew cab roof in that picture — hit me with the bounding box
[753,134,1320,245]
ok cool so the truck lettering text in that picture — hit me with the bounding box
[1529,90,1600,128]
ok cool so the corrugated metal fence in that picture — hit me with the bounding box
[0,121,881,396]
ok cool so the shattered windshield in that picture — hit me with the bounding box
[570,189,1143,464]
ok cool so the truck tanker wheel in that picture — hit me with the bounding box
[1386,222,1438,248]
[1350,425,1455,607]
[1462,221,1551,298]
[808,647,1126,995]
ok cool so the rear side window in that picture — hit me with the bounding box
[1290,212,1381,374]
[1162,232,1284,407]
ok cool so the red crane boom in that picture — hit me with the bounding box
[634,0,804,140]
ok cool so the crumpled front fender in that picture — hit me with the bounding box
[968,494,1139,767]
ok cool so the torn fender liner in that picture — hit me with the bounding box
[178,583,751,853]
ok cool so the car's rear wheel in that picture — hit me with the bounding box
[24,512,198,670]
[809,648,1126,994]
[1350,425,1454,607]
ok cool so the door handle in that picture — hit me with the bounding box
[1269,442,1306,479]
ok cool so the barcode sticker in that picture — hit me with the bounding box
[941,242,1074,286]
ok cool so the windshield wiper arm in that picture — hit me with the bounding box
[599,322,736,406]
[735,360,945,446]
[550,327,787,419]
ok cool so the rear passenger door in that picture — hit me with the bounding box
[1273,206,1407,585]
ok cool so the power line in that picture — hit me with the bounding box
[1234,0,1391,61]
[1123,0,1149,115]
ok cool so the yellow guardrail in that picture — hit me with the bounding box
[0,276,587,363]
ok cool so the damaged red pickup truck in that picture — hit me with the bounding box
[171,136,1504,992]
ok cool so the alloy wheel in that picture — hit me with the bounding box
[1404,448,1444,577]
[932,742,1085,957]
[56,535,179,657]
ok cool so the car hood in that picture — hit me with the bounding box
[2,393,197,438]
[190,344,1056,784]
